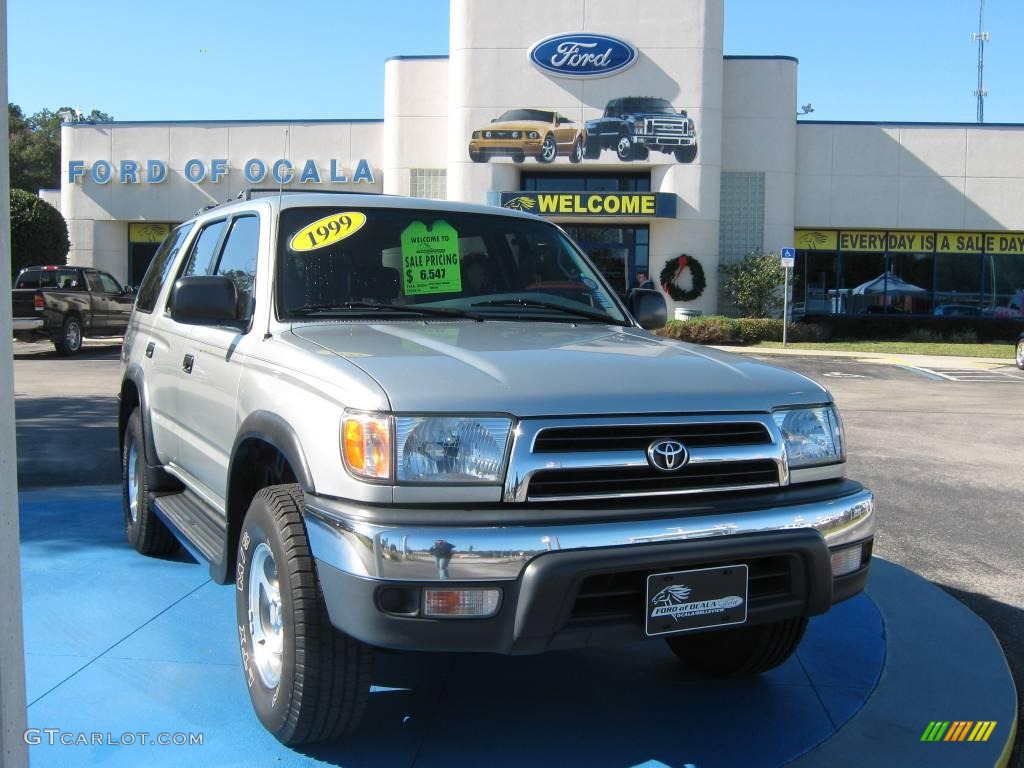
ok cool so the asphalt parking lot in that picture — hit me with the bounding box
[10,339,1024,765]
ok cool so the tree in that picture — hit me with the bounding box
[9,189,70,276]
[8,103,113,193]
[719,251,785,318]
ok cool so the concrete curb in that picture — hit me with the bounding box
[710,344,1016,368]
[791,559,1018,767]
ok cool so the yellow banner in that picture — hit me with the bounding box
[129,223,170,244]
[796,229,1024,254]
[983,232,1024,255]
[838,231,887,252]
[934,232,983,254]
[795,230,837,250]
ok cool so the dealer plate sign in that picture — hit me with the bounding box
[645,564,749,636]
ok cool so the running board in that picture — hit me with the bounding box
[152,489,227,574]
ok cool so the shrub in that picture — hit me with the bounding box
[902,329,944,344]
[719,252,785,318]
[9,188,69,276]
[655,316,828,345]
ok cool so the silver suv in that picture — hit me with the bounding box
[119,191,875,746]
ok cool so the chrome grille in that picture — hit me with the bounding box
[503,415,786,503]
[645,118,685,137]
[533,422,770,453]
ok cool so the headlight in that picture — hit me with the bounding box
[472,131,481,139]
[527,131,540,139]
[341,412,391,481]
[397,416,512,483]
[772,406,844,468]
[512,131,520,139]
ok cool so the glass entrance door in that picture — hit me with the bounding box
[563,224,649,299]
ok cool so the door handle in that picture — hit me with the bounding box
[145,342,155,358]
[182,354,194,374]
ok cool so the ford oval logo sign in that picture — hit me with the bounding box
[529,33,637,79]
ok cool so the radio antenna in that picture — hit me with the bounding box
[972,0,989,123]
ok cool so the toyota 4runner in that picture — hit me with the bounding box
[119,191,875,746]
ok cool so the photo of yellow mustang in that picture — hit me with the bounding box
[468,109,584,164]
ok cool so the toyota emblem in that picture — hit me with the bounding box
[647,439,688,472]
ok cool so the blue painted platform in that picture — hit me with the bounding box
[16,486,1010,767]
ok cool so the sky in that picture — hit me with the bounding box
[8,0,1024,124]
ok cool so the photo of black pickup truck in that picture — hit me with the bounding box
[11,265,134,354]
[584,97,698,163]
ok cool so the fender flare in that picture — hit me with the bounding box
[120,363,160,467]
[230,411,316,494]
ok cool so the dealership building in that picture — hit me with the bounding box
[54,0,1024,318]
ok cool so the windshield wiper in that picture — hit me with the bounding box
[289,302,485,321]
[470,298,623,325]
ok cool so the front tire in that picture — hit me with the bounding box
[538,134,558,163]
[236,485,373,745]
[54,315,83,355]
[1016,338,1024,370]
[675,144,698,163]
[122,409,179,555]
[569,137,584,164]
[616,134,635,162]
[664,616,808,677]
[583,135,601,160]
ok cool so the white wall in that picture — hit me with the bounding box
[722,57,797,254]
[383,58,449,195]
[796,123,1024,231]
[61,120,385,281]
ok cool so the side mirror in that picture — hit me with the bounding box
[627,288,668,330]
[170,275,239,326]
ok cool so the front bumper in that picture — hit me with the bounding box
[305,484,875,653]
[468,139,543,159]
[636,134,696,147]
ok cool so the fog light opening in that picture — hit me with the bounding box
[830,545,863,578]
[423,588,501,618]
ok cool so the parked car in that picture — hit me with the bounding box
[11,265,134,354]
[1016,331,1024,370]
[584,96,697,162]
[933,304,978,317]
[120,191,874,746]
[468,109,583,164]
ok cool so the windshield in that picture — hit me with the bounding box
[275,207,628,325]
[496,109,557,123]
[619,98,676,114]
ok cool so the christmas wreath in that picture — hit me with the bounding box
[660,254,706,302]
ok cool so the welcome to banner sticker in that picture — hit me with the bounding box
[400,220,462,296]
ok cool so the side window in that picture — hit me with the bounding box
[180,219,228,279]
[96,272,122,294]
[56,269,82,290]
[15,269,40,289]
[135,223,194,313]
[214,216,260,322]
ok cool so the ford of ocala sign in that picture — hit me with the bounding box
[528,33,637,78]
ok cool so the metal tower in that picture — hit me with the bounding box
[973,0,989,123]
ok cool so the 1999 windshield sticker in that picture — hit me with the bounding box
[400,220,462,295]
[289,211,367,252]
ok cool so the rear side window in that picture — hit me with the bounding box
[135,224,194,313]
[15,269,40,289]
[215,215,260,323]
[180,220,228,278]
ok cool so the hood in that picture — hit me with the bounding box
[290,321,829,417]
[484,119,553,131]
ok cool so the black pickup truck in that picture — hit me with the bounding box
[584,97,697,163]
[11,265,134,354]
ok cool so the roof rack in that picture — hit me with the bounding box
[237,188,386,201]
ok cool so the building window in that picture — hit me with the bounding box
[719,172,765,265]
[520,172,650,192]
[410,169,446,200]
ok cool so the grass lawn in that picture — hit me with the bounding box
[751,340,1015,359]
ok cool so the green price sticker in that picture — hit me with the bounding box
[400,220,462,296]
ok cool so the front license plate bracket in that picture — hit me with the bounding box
[645,564,749,637]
